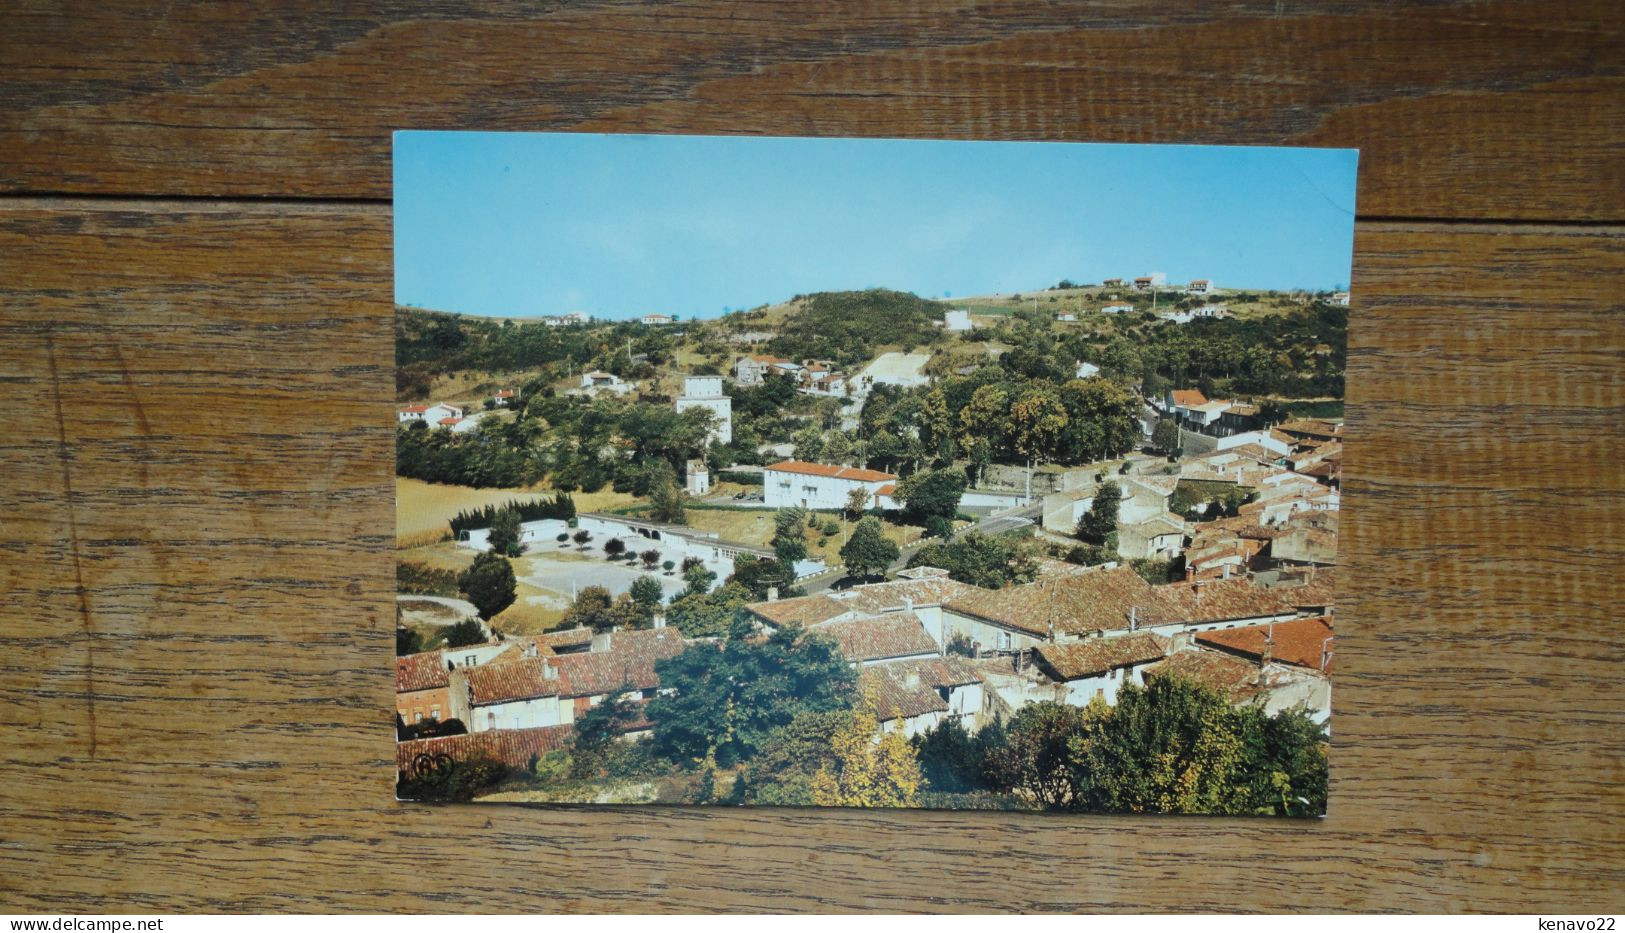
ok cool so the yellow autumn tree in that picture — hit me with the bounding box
[809,704,922,808]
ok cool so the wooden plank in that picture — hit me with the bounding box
[0,203,1619,913]
[2,1,1622,220]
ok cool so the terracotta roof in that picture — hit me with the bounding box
[812,613,939,664]
[464,629,684,705]
[945,565,1174,637]
[396,651,449,693]
[396,725,576,774]
[548,628,684,698]
[494,389,515,398]
[764,460,897,483]
[535,627,594,650]
[1154,578,1298,625]
[1197,616,1335,673]
[438,417,463,426]
[1034,633,1170,681]
[463,658,562,706]
[1275,419,1342,441]
[859,657,984,722]
[1170,389,1208,407]
[750,576,977,627]
[875,483,897,497]
[1271,570,1337,610]
[1226,403,1259,417]
[1189,279,1210,286]
[400,405,429,414]
[1145,650,1265,704]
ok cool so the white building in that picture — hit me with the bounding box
[1330,292,1351,306]
[1187,279,1215,296]
[763,460,898,511]
[1101,302,1135,314]
[641,313,675,325]
[734,354,783,385]
[675,375,732,444]
[943,309,972,332]
[1075,361,1101,379]
[1057,312,1076,322]
[686,459,711,497]
[398,402,464,426]
[1133,272,1166,291]
[575,371,635,397]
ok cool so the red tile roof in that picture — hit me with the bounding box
[438,417,462,426]
[944,565,1172,637]
[494,389,515,398]
[1272,569,1337,610]
[400,404,429,414]
[812,613,939,664]
[1154,577,1298,625]
[1197,616,1335,673]
[396,725,576,775]
[749,576,978,627]
[764,460,897,483]
[859,657,983,722]
[1170,389,1208,407]
[548,628,684,698]
[396,651,449,693]
[1145,650,1265,704]
[1034,633,1170,681]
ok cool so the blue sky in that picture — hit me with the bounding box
[394,132,1357,320]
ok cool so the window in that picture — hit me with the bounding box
[997,631,1012,651]
[465,654,477,667]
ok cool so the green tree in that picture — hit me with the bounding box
[396,627,423,656]
[560,585,641,632]
[840,516,899,579]
[771,507,809,567]
[629,575,665,611]
[665,581,752,638]
[487,507,525,557]
[894,468,967,527]
[457,551,516,620]
[844,486,872,519]
[569,692,644,779]
[985,700,1100,809]
[738,709,851,806]
[682,561,718,596]
[791,426,825,462]
[1010,386,1069,468]
[442,617,487,649]
[907,531,1037,589]
[648,616,857,766]
[1152,418,1181,454]
[604,537,626,559]
[648,468,688,523]
[1075,481,1122,546]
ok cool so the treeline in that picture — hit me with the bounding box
[910,677,1328,816]
[767,289,947,366]
[448,495,577,536]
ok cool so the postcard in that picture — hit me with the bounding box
[393,132,1355,814]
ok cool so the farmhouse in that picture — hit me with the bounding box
[943,309,972,331]
[1101,302,1135,314]
[734,354,788,385]
[763,459,898,511]
[398,402,464,425]
[641,313,676,325]
[1187,278,1215,295]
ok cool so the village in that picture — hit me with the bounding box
[394,275,1343,813]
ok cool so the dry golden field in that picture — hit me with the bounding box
[396,477,639,545]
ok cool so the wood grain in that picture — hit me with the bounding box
[0,203,1618,913]
[3,1,1622,219]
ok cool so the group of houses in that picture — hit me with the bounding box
[399,549,1335,777]
[397,388,519,432]
[734,354,849,397]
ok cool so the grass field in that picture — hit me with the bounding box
[397,477,640,544]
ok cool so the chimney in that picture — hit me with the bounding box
[1128,606,1139,632]
[541,659,558,681]
[1261,621,1274,667]
[904,596,915,614]
[653,612,667,630]
[1192,581,1205,602]
[524,641,537,659]
[904,671,921,689]
[591,630,614,654]
[1320,636,1334,673]
[767,586,779,602]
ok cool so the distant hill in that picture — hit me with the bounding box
[764,289,946,365]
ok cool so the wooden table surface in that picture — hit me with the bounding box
[2,1,1620,914]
